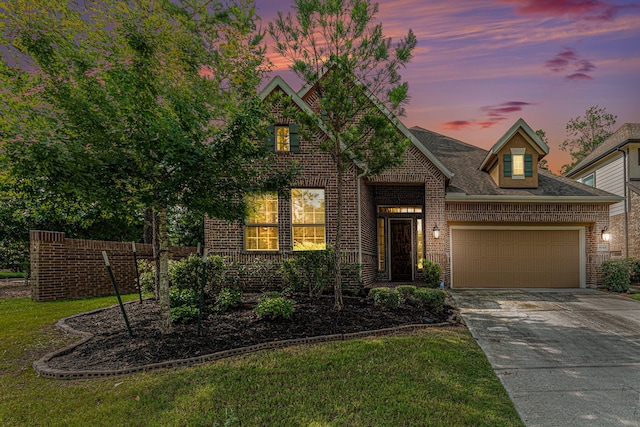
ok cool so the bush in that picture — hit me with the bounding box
[137,259,156,294]
[629,258,640,283]
[246,257,277,291]
[169,287,199,323]
[420,260,442,288]
[254,294,295,320]
[170,305,200,324]
[214,288,243,312]
[602,259,631,293]
[278,257,304,293]
[414,288,446,314]
[396,285,417,301]
[295,246,335,297]
[370,287,400,309]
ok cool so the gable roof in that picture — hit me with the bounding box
[565,123,640,177]
[410,126,621,203]
[479,118,549,172]
[261,75,453,180]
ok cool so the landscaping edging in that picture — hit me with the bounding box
[33,301,452,380]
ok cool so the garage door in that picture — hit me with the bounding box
[451,228,581,288]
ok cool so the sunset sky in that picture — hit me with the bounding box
[254,0,640,173]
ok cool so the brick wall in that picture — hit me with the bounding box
[29,230,196,302]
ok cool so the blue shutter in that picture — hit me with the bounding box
[264,125,275,151]
[503,154,512,177]
[289,124,299,152]
[524,154,533,177]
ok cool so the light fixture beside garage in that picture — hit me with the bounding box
[601,226,611,242]
[433,224,440,239]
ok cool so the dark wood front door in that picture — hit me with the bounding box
[390,220,412,281]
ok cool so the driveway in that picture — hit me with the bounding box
[449,289,640,427]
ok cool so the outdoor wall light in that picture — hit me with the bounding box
[433,224,440,239]
[601,226,611,242]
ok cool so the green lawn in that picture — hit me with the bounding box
[0,296,523,427]
[0,271,26,279]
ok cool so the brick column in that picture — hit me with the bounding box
[30,231,67,302]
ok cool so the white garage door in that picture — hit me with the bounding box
[451,228,583,288]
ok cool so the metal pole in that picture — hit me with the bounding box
[103,251,133,337]
[197,248,207,337]
[132,242,143,303]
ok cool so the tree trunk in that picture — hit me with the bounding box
[152,209,160,300]
[143,207,154,244]
[334,157,344,310]
[156,205,172,333]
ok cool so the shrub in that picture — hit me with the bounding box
[214,288,243,312]
[278,257,304,293]
[170,305,200,324]
[370,287,400,309]
[295,246,335,297]
[602,259,631,293]
[414,288,446,314]
[420,260,442,288]
[396,285,417,301]
[246,257,277,291]
[169,287,199,323]
[254,294,295,320]
[137,259,156,294]
[629,258,640,283]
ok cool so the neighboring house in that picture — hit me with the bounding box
[205,75,621,290]
[566,123,640,258]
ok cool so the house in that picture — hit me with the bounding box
[204,75,621,289]
[565,123,640,258]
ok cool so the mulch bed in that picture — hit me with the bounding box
[46,293,455,372]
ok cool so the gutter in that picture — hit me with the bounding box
[445,194,624,204]
[566,139,640,178]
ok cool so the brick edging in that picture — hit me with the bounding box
[33,303,453,380]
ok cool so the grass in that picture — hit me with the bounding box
[0,271,26,279]
[0,296,524,427]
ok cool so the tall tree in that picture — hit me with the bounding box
[0,0,294,331]
[560,106,617,175]
[269,0,416,309]
[535,129,549,170]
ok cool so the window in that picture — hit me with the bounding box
[378,206,423,213]
[245,193,278,251]
[377,218,385,271]
[512,154,524,177]
[292,189,326,250]
[265,124,299,152]
[583,174,595,187]
[416,219,424,269]
[504,149,532,178]
[275,126,290,151]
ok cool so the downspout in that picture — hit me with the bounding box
[617,147,629,257]
[356,169,367,286]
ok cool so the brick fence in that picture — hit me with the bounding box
[30,230,197,302]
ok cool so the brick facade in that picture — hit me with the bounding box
[204,77,612,290]
[29,230,196,302]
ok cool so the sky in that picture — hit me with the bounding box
[253,0,640,173]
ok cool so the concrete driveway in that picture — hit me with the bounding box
[449,289,640,427]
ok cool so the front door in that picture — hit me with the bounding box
[390,220,412,281]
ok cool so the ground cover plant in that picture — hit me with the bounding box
[0,294,523,427]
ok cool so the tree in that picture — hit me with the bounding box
[269,0,416,309]
[0,0,294,331]
[560,106,617,175]
[535,129,549,170]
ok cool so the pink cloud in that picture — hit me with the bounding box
[503,0,635,22]
[544,48,596,80]
[442,120,474,130]
[481,101,535,117]
[566,73,593,80]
